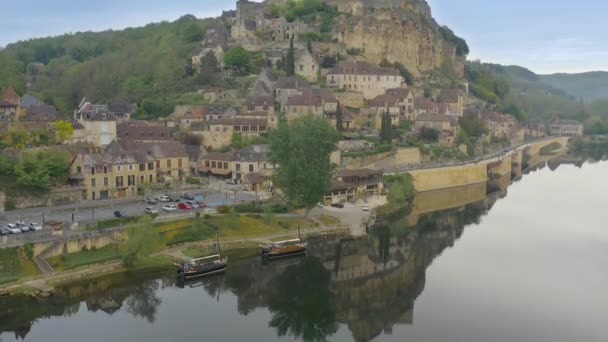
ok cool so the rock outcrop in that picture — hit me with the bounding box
[328,0,467,78]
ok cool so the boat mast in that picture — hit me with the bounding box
[216,234,222,258]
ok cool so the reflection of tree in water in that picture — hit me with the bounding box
[126,280,162,323]
[267,257,338,342]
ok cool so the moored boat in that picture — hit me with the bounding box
[176,254,228,281]
[261,239,307,259]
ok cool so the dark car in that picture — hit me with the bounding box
[182,193,194,200]
[114,211,123,218]
[146,198,158,205]
[0,227,10,235]
[331,203,345,209]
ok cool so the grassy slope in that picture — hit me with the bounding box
[540,72,608,102]
[0,247,39,285]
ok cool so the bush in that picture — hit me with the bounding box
[95,216,139,229]
[203,214,211,219]
[186,176,202,185]
[4,197,16,211]
[81,245,89,253]
[347,48,362,56]
[217,206,230,214]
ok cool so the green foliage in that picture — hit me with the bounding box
[539,142,562,156]
[4,197,16,211]
[53,120,74,143]
[197,51,220,85]
[379,112,392,144]
[459,115,488,137]
[269,115,340,211]
[94,216,140,230]
[224,46,251,74]
[387,174,414,208]
[227,208,239,230]
[234,201,289,214]
[540,71,608,102]
[185,176,202,185]
[439,25,469,56]
[0,15,214,119]
[335,103,343,132]
[286,39,295,76]
[347,48,362,56]
[342,144,392,158]
[270,0,331,23]
[304,32,321,42]
[12,150,71,193]
[121,216,162,267]
[419,127,440,142]
[264,205,274,225]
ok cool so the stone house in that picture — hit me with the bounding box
[368,94,401,129]
[524,116,546,138]
[70,104,117,147]
[414,97,439,118]
[191,118,268,151]
[385,88,415,120]
[326,105,355,131]
[482,111,518,139]
[198,152,234,178]
[285,88,338,122]
[233,144,275,190]
[265,49,285,67]
[205,104,240,121]
[438,89,464,117]
[202,88,239,102]
[414,113,454,132]
[108,99,136,121]
[549,119,583,137]
[324,168,384,204]
[275,76,311,109]
[250,69,277,97]
[243,95,275,116]
[327,61,405,99]
[295,49,319,83]
[0,86,24,122]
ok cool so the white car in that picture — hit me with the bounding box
[361,205,370,212]
[144,207,158,215]
[7,224,21,234]
[226,179,237,185]
[159,195,171,202]
[162,204,177,212]
[28,223,43,231]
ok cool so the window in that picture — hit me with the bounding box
[148,163,153,170]
[128,165,134,171]
[224,162,228,169]
[312,65,315,70]
[91,167,96,175]
[178,159,182,168]
[263,105,269,110]
[92,192,96,200]
[263,163,267,169]
[236,164,241,171]
[116,165,122,172]
[128,175,135,186]
[104,177,108,186]
[91,178,96,187]
[249,164,254,172]
[149,175,153,182]
[104,166,108,174]
[139,164,145,171]
[140,175,144,183]
[156,160,160,169]
[116,176,123,188]
[205,160,210,167]
[77,166,82,173]
[299,65,304,71]
[212,161,217,168]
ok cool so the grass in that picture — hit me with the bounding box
[540,142,562,156]
[48,244,122,271]
[0,246,39,285]
[317,214,341,225]
[182,241,260,262]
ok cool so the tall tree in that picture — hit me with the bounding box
[306,39,313,54]
[335,102,343,132]
[269,115,340,215]
[286,38,295,76]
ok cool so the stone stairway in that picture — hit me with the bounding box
[34,239,64,274]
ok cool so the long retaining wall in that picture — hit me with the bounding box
[408,163,487,192]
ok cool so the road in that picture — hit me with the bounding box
[0,183,264,245]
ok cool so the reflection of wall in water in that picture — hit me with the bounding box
[409,182,487,225]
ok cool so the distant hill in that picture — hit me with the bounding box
[539,72,608,102]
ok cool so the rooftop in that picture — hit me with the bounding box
[416,112,452,123]
[329,61,400,76]
[438,89,462,103]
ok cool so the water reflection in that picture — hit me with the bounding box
[0,157,591,342]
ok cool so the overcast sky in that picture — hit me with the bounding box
[1,0,606,74]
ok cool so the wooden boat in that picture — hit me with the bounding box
[261,238,307,259]
[177,235,227,281]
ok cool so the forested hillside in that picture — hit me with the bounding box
[539,72,608,102]
[0,15,213,118]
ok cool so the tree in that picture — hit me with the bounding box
[335,102,343,132]
[379,110,392,143]
[285,38,295,76]
[459,115,488,137]
[419,127,440,142]
[224,46,250,74]
[121,216,162,267]
[53,120,73,143]
[268,115,340,215]
[13,150,70,192]
[306,40,313,54]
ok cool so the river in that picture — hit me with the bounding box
[1,159,607,342]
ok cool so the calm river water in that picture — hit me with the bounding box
[1,160,607,342]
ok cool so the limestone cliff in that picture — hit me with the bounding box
[328,0,467,78]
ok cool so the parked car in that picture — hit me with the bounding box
[28,223,43,231]
[17,223,30,232]
[7,224,21,234]
[0,227,10,235]
[361,205,370,212]
[178,202,194,210]
[331,203,345,209]
[162,204,177,212]
[146,198,158,205]
[196,201,207,208]
[159,195,171,203]
[114,211,123,218]
[194,194,205,202]
[226,179,237,185]
[182,193,194,200]
[317,202,323,208]
[144,207,158,215]
[185,201,200,209]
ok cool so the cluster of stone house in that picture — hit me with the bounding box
[324,168,384,205]
[327,61,406,99]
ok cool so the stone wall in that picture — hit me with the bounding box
[343,151,392,169]
[395,148,421,165]
[408,163,487,192]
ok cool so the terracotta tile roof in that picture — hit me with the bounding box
[117,121,172,141]
[276,76,311,90]
[245,95,274,107]
[414,97,437,111]
[287,88,337,106]
[202,152,235,162]
[118,139,188,159]
[2,86,19,102]
[184,106,207,119]
[329,61,400,76]
[0,100,17,107]
[22,105,58,122]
